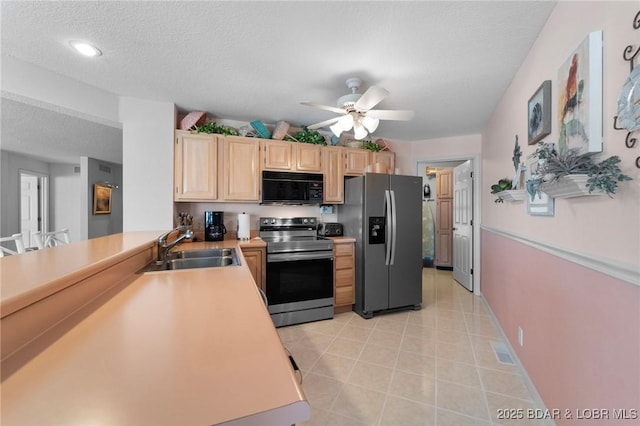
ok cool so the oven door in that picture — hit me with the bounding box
[266,251,334,313]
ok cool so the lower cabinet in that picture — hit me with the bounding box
[240,246,266,292]
[333,239,355,313]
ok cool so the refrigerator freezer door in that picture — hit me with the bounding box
[388,175,423,310]
[362,173,391,314]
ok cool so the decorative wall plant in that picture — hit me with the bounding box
[491,135,527,203]
[526,142,632,199]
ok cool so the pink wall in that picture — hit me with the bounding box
[482,1,639,265]
[482,230,639,424]
[481,1,640,420]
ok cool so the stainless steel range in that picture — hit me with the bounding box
[260,217,334,327]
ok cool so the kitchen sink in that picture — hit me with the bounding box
[167,256,236,270]
[137,248,240,273]
[167,248,233,259]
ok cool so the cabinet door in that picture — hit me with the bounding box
[262,140,293,171]
[436,169,453,198]
[174,131,217,201]
[241,247,265,292]
[371,151,395,173]
[436,198,453,267]
[323,146,344,204]
[333,241,355,309]
[344,149,370,176]
[223,137,260,201]
[296,144,323,172]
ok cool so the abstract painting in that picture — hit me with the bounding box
[557,30,603,153]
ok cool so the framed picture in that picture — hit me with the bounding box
[527,80,551,145]
[93,183,112,214]
[557,30,603,153]
[525,154,554,216]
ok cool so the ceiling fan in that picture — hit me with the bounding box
[301,77,415,140]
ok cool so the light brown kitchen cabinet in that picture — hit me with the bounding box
[261,140,322,173]
[344,148,371,176]
[333,239,355,313]
[241,246,266,292]
[223,136,260,201]
[371,151,395,173]
[262,140,293,170]
[323,146,344,204]
[174,131,218,201]
[435,169,453,268]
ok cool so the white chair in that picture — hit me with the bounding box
[34,229,70,249]
[0,233,26,257]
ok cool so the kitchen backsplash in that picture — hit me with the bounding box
[174,203,338,237]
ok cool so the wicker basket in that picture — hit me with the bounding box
[272,121,290,140]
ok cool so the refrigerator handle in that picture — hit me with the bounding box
[384,189,392,266]
[390,189,397,265]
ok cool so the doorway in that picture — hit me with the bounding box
[417,157,478,293]
[20,171,49,249]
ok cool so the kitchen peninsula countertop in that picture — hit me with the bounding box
[0,233,308,426]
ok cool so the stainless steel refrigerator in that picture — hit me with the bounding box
[338,173,422,318]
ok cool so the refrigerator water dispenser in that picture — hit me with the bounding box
[368,217,386,244]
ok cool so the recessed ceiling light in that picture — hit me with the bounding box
[69,40,102,57]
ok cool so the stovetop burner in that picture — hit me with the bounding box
[259,217,333,253]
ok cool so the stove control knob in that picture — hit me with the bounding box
[271,219,276,224]
[263,219,269,224]
[309,218,315,223]
[303,218,308,224]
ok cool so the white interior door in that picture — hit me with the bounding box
[453,161,473,291]
[20,173,40,248]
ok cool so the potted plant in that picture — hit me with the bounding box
[284,127,327,145]
[490,135,527,203]
[526,142,632,199]
[193,121,239,136]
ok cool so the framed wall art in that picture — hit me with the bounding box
[528,80,552,145]
[93,183,112,215]
[557,30,603,154]
[525,154,554,216]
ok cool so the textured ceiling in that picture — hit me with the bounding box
[1,1,556,165]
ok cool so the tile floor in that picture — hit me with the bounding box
[278,268,551,426]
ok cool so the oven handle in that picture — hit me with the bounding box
[267,252,334,262]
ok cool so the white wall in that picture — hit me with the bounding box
[49,163,81,242]
[119,97,175,232]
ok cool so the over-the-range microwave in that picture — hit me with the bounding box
[261,171,323,205]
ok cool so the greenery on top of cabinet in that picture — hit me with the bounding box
[193,122,239,136]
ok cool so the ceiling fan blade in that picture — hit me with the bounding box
[364,109,415,121]
[300,101,346,115]
[306,116,341,130]
[354,86,389,111]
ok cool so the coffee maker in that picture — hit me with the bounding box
[204,211,226,241]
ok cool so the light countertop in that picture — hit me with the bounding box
[0,233,308,425]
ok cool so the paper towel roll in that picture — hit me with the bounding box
[237,212,250,240]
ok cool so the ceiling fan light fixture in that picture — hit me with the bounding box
[354,125,368,140]
[338,114,354,131]
[330,122,343,137]
[362,116,379,133]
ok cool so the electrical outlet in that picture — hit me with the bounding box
[518,327,524,347]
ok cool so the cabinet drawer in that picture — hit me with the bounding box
[335,255,353,270]
[334,243,353,256]
[335,286,353,306]
[335,268,353,287]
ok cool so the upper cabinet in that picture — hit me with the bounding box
[323,146,344,204]
[344,148,371,176]
[223,136,260,201]
[174,131,218,201]
[371,151,395,174]
[261,140,322,173]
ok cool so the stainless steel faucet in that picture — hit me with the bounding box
[156,226,195,264]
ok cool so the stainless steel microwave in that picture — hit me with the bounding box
[261,171,323,205]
